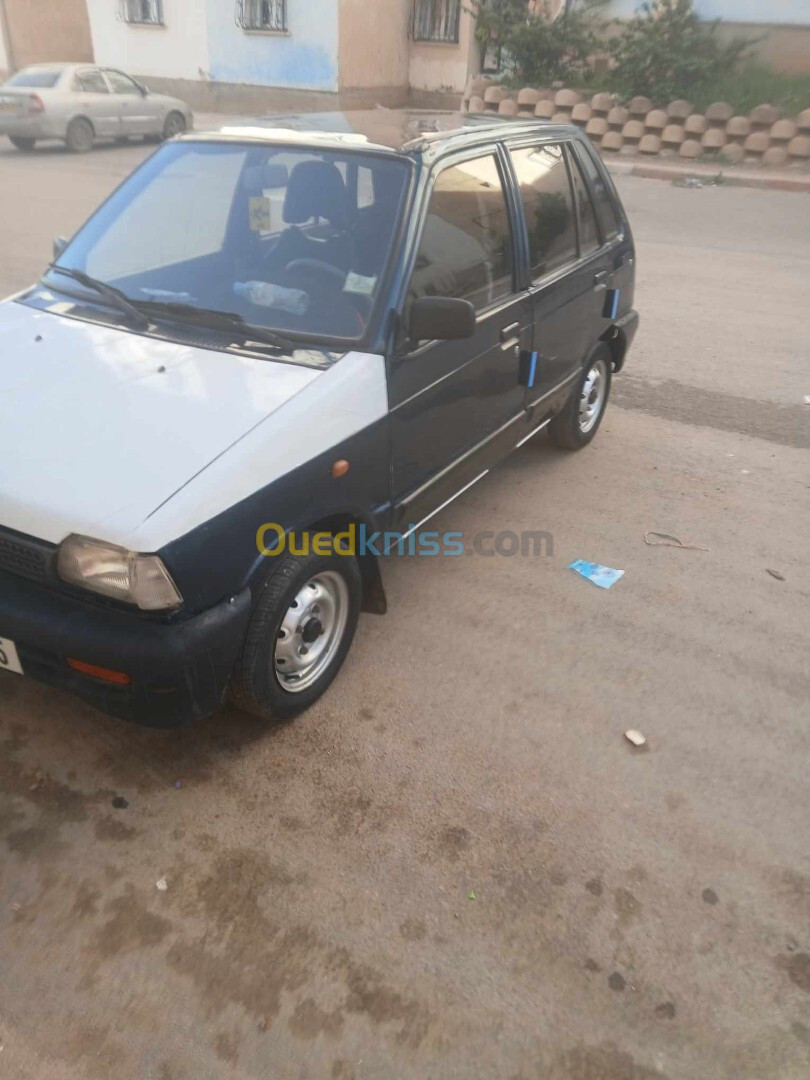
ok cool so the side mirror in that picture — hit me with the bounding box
[408,296,476,343]
[135,81,149,96]
[53,236,68,260]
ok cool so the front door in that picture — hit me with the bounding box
[104,69,158,136]
[389,150,532,532]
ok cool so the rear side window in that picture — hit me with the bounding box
[569,156,600,257]
[74,70,109,94]
[509,144,577,279]
[576,146,622,240]
[411,154,513,311]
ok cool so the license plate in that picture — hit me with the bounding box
[0,103,16,113]
[0,637,23,675]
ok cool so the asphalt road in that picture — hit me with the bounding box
[1,129,809,1080]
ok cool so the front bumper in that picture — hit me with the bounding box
[0,570,252,726]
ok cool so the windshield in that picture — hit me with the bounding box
[6,68,63,88]
[47,141,412,342]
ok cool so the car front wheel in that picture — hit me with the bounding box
[229,547,362,721]
[548,342,613,450]
[162,111,187,140]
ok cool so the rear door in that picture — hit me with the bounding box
[389,148,533,531]
[71,68,120,138]
[571,140,634,323]
[506,140,608,410]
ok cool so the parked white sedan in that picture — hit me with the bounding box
[0,63,193,152]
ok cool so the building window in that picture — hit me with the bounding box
[235,0,287,32]
[119,0,163,25]
[411,0,461,43]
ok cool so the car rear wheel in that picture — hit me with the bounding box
[65,117,94,153]
[162,111,187,140]
[9,136,36,151]
[229,547,362,721]
[548,342,613,450]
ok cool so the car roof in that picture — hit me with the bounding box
[187,109,581,159]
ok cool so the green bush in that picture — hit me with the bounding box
[690,63,810,115]
[608,0,750,104]
[467,0,606,87]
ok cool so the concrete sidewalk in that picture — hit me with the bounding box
[604,155,810,193]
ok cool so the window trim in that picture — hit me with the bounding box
[410,0,461,44]
[235,0,288,33]
[119,0,164,26]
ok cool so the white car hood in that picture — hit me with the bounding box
[0,302,321,548]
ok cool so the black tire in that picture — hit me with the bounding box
[162,111,187,140]
[548,342,613,450]
[9,136,36,151]
[229,547,362,721]
[65,117,94,153]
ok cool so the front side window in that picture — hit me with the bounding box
[74,70,109,94]
[236,0,287,31]
[105,70,141,95]
[120,0,163,25]
[411,0,461,43]
[410,155,513,312]
[45,141,411,342]
[509,143,577,280]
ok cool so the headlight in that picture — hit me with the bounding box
[57,535,182,611]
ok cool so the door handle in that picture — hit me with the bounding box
[593,271,609,293]
[500,321,520,342]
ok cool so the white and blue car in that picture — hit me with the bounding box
[0,111,638,726]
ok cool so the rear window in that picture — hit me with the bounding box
[509,143,578,279]
[575,146,622,240]
[6,68,63,88]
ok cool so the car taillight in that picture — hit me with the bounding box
[28,94,44,114]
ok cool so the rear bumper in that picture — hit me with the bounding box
[613,308,639,371]
[0,571,252,726]
[0,116,65,139]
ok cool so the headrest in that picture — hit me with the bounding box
[283,160,348,227]
[240,162,289,193]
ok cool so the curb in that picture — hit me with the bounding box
[605,158,810,194]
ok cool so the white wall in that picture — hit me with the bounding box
[85,0,209,81]
[206,0,339,91]
[602,0,810,24]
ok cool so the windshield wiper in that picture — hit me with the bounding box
[45,265,149,330]
[135,301,296,352]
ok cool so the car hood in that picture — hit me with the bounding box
[0,302,322,548]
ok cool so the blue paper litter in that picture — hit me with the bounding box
[569,560,625,590]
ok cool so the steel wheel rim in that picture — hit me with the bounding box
[273,571,349,694]
[165,114,185,137]
[578,358,608,433]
